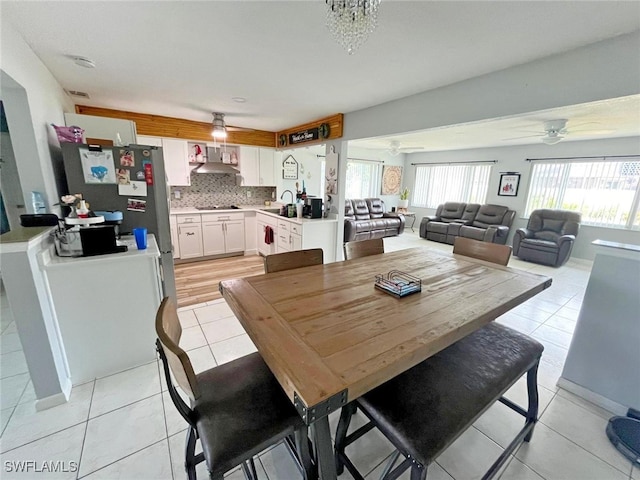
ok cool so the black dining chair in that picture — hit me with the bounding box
[155,297,316,480]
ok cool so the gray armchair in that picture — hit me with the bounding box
[513,209,581,267]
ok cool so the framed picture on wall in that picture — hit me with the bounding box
[498,173,520,196]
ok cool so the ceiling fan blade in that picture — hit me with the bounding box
[226,126,255,132]
[502,134,542,141]
[399,146,424,150]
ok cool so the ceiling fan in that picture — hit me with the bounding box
[211,112,254,139]
[503,119,612,145]
[387,140,425,156]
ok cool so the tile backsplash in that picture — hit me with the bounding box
[169,173,275,208]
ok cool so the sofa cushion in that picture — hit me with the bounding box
[366,198,386,219]
[461,204,481,222]
[520,238,559,253]
[440,202,467,222]
[472,204,509,228]
[541,218,566,233]
[459,225,486,241]
[352,199,371,220]
[345,200,355,220]
[533,231,560,242]
[428,222,449,235]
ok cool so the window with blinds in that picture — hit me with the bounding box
[525,158,640,229]
[345,160,381,199]
[412,164,491,208]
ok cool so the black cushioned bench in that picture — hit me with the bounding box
[334,323,544,480]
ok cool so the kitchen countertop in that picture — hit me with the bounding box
[42,234,160,268]
[170,205,338,224]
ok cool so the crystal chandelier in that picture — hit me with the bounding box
[325,0,381,55]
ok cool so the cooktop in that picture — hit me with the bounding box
[195,205,240,211]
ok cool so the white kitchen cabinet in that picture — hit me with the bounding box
[202,222,225,256]
[259,149,276,186]
[256,212,278,257]
[239,147,276,186]
[239,146,260,186]
[169,214,180,259]
[162,138,191,186]
[136,135,163,147]
[177,215,203,259]
[65,113,137,145]
[201,212,245,255]
[256,212,337,262]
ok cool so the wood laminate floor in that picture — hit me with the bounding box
[174,254,265,307]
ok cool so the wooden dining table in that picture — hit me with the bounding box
[220,246,552,479]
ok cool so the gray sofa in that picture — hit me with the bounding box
[420,202,515,245]
[513,209,581,267]
[344,198,405,242]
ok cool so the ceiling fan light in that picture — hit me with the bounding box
[212,127,227,139]
[541,135,563,145]
[211,112,228,139]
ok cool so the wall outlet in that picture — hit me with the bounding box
[246,190,252,198]
[174,190,181,199]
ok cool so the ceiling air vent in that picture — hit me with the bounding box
[65,90,90,98]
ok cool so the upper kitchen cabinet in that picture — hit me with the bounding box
[65,113,137,145]
[162,138,191,186]
[136,135,163,147]
[238,147,276,186]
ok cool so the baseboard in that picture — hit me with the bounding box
[557,378,628,416]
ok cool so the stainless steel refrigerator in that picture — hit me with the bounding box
[60,142,176,302]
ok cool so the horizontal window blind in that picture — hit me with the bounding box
[346,160,381,199]
[525,158,640,229]
[412,164,491,208]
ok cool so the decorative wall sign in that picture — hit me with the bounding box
[498,173,521,196]
[289,128,319,145]
[381,166,403,195]
[276,115,342,148]
[325,146,339,196]
[282,155,299,179]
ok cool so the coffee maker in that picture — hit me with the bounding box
[303,197,323,219]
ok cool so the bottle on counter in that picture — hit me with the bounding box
[31,191,47,214]
[77,200,89,218]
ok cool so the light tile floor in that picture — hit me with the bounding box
[1,232,637,479]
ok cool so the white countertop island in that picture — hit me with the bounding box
[559,239,640,413]
[40,234,163,385]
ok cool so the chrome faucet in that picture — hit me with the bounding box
[280,189,294,204]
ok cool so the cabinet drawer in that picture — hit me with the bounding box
[277,220,290,233]
[276,232,291,251]
[177,215,201,224]
[290,223,302,235]
[201,212,244,223]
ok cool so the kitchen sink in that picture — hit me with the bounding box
[261,208,280,214]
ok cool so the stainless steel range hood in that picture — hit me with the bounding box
[192,147,240,174]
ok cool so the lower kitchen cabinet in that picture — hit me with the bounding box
[201,213,245,256]
[169,214,180,259]
[202,222,225,256]
[256,212,337,262]
[177,214,203,259]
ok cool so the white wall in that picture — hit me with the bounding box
[275,144,325,201]
[343,31,640,142]
[403,136,640,260]
[0,20,74,215]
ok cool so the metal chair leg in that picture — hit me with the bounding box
[524,362,540,442]
[410,463,427,480]
[295,427,317,480]
[185,427,198,480]
[334,403,357,475]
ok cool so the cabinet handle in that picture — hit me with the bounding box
[186,232,194,236]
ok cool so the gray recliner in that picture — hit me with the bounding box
[513,209,581,267]
[459,204,516,245]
